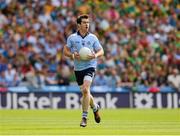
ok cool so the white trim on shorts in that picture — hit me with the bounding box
[84,75,93,82]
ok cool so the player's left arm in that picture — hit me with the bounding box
[87,36,104,59]
[87,47,104,60]
[93,48,104,58]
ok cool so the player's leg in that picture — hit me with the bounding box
[80,77,91,127]
[77,68,101,127]
[74,70,90,127]
[80,88,96,110]
[81,79,91,115]
[90,94,101,123]
[90,94,98,111]
[80,78,101,124]
[90,94,96,108]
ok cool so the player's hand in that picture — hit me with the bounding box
[87,52,97,60]
[74,52,80,60]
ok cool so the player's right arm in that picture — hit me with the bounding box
[64,35,80,60]
[63,45,80,60]
[63,45,75,60]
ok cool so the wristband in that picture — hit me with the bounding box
[71,54,75,60]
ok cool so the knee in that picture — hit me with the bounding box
[82,85,89,96]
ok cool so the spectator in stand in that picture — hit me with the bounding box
[168,68,180,92]
[107,68,121,87]
[93,69,108,86]
[45,70,58,85]
[0,70,7,87]
[56,64,70,85]
[4,63,20,86]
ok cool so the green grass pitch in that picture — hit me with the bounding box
[0,109,180,135]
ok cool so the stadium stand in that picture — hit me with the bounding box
[0,0,179,92]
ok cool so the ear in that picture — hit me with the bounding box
[77,23,81,27]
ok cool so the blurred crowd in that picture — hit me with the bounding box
[0,0,179,91]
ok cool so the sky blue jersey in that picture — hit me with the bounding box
[66,32,103,71]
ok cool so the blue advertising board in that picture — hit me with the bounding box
[0,92,179,109]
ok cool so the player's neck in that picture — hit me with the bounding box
[79,30,88,37]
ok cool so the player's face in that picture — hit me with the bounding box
[80,18,89,32]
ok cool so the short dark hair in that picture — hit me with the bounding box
[76,14,89,24]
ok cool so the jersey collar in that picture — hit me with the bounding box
[77,31,89,39]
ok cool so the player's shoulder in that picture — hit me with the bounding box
[88,33,98,39]
[67,33,78,39]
